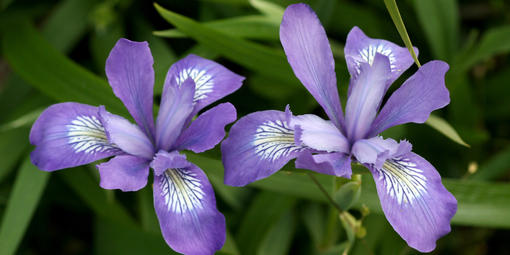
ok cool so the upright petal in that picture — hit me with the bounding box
[97,155,150,192]
[295,151,352,177]
[291,114,349,153]
[99,107,154,160]
[175,103,236,153]
[30,103,120,171]
[280,3,344,129]
[222,110,307,186]
[106,39,155,138]
[156,78,195,151]
[368,61,450,136]
[352,136,412,169]
[153,163,225,255]
[345,26,417,84]
[151,150,191,176]
[345,54,391,141]
[367,152,457,252]
[165,54,244,116]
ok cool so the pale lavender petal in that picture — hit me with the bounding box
[221,110,307,186]
[280,3,344,129]
[97,155,150,192]
[345,26,417,85]
[368,61,450,136]
[352,136,411,169]
[367,152,457,252]
[153,163,225,255]
[150,150,191,176]
[175,103,236,153]
[30,102,120,171]
[99,107,154,159]
[345,54,391,141]
[106,39,155,138]
[291,114,349,153]
[165,54,244,116]
[295,151,351,178]
[156,78,195,151]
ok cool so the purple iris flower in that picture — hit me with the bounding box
[222,3,457,252]
[30,38,244,255]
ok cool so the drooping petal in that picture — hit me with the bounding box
[352,136,412,169]
[175,103,236,153]
[367,152,457,252]
[280,3,344,129]
[291,114,349,153]
[156,78,195,151]
[345,26,417,84]
[30,102,120,171]
[99,107,154,159]
[295,151,352,177]
[106,39,155,138]
[97,155,150,192]
[165,54,244,116]
[150,150,191,176]
[345,54,391,141]
[153,163,226,255]
[222,110,307,186]
[368,61,450,136]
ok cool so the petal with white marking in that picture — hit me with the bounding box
[30,102,120,171]
[345,26,417,85]
[222,110,307,186]
[165,54,244,116]
[153,163,225,255]
[367,152,457,252]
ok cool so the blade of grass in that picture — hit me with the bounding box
[383,0,420,67]
[426,115,469,147]
[0,157,50,255]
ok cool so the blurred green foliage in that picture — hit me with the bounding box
[0,0,510,254]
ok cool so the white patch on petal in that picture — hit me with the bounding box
[355,44,397,74]
[66,115,118,154]
[176,68,214,102]
[377,157,427,206]
[160,168,205,214]
[253,120,304,161]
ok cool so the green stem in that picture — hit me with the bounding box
[307,173,343,212]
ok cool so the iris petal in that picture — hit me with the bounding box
[30,102,120,171]
[367,152,457,252]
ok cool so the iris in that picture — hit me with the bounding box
[30,39,244,255]
[221,3,457,252]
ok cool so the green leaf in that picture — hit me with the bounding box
[0,128,30,183]
[0,157,50,255]
[42,0,97,53]
[154,3,299,85]
[249,0,283,23]
[425,114,470,147]
[383,0,420,66]
[236,191,296,255]
[2,20,126,115]
[94,218,177,255]
[154,15,279,41]
[58,167,136,227]
[413,0,459,60]
[257,211,296,255]
[461,25,510,70]
[471,146,510,181]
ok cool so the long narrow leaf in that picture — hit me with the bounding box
[0,157,50,255]
[426,115,469,147]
